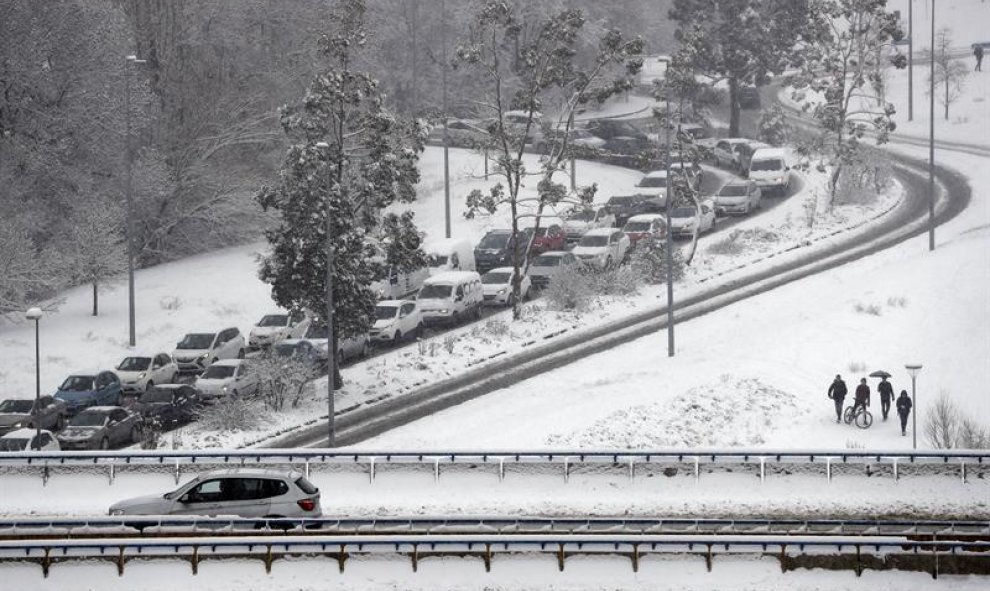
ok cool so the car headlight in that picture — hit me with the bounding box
[497,289,506,295]
[438,309,449,314]
[11,421,25,429]
[109,508,125,516]
[222,386,229,392]
[138,372,146,380]
[198,353,209,360]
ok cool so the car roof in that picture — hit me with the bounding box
[423,237,471,252]
[1,428,54,439]
[720,137,750,145]
[751,147,787,159]
[424,271,482,283]
[212,359,245,367]
[721,180,752,187]
[484,267,516,275]
[377,299,413,306]
[643,170,668,178]
[584,227,618,236]
[200,468,302,479]
[82,406,124,413]
[626,214,665,222]
[149,384,194,391]
[484,229,513,236]
[534,251,569,258]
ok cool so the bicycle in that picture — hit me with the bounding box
[843,404,873,429]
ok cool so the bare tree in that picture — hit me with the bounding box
[925,392,960,449]
[63,197,127,316]
[926,28,968,120]
[252,353,317,413]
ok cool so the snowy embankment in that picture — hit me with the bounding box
[0,141,907,451]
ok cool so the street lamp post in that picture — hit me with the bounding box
[663,100,675,358]
[315,141,336,447]
[124,55,147,348]
[25,307,43,447]
[927,1,936,252]
[905,364,923,449]
[908,0,913,121]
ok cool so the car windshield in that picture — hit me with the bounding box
[578,235,608,247]
[607,196,635,206]
[482,272,511,285]
[419,284,453,299]
[116,357,151,371]
[177,333,214,349]
[258,315,288,328]
[685,127,709,139]
[273,343,300,357]
[719,184,749,196]
[59,376,94,391]
[671,207,696,218]
[0,438,28,451]
[533,255,562,267]
[751,158,784,171]
[375,306,398,320]
[565,209,594,222]
[304,324,329,339]
[200,365,236,380]
[70,411,108,428]
[637,176,666,188]
[427,254,448,266]
[624,221,652,233]
[478,233,510,249]
[0,400,34,413]
[139,390,174,404]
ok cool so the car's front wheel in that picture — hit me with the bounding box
[146,381,154,391]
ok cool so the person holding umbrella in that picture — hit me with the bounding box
[871,371,894,421]
[896,390,913,436]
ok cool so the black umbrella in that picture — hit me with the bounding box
[869,370,892,379]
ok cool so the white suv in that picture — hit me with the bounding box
[371,300,423,343]
[172,327,246,374]
[248,311,309,351]
[571,228,630,268]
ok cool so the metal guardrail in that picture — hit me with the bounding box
[1,516,987,538]
[1,449,985,485]
[1,532,987,577]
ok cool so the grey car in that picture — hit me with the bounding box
[0,396,68,435]
[108,468,322,520]
[56,406,143,450]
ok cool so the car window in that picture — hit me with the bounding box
[263,479,290,498]
[295,476,319,495]
[37,433,52,447]
[188,479,224,503]
[401,303,415,315]
[111,409,127,422]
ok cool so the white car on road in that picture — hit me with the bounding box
[370,300,423,343]
[713,138,750,169]
[115,353,179,394]
[482,267,531,306]
[527,251,579,291]
[248,311,309,351]
[669,201,717,237]
[571,228,630,268]
[714,181,762,215]
[172,328,246,374]
[193,359,257,399]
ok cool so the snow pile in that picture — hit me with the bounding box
[546,375,803,448]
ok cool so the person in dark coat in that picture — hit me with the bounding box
[852,378,870,415]
[976,45,984,72]
[896,390,913,436]
[877,376,894,420]
[827,374,847,423]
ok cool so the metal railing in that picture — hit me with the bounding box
[1,448,985,485]
[1,532,987,577]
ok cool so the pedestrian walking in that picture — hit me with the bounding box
[896,390,913,436]
[976,44,984,72]
[852,378,870,415]
[827,374,847,423]
[877,376,894,421]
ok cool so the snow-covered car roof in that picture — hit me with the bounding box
[626,214,666,223]
[424,271,482,284]
[376,299,414,307]
[642,170,668,179]
[82,406,126,413]
[583,227,619,237]
[211,358,246,368]
[532,251,569,259]
[0,428,54,439]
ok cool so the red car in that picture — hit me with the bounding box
[528,224,567,255]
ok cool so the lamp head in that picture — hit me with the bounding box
[25,307,42,320]
[905,363,922,378]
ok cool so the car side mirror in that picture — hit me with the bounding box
[455,294,464,302]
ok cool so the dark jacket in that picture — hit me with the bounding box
[897,395,913,415]
[878,380,894,401]
[854,383,870,404]
[828,379,848,399]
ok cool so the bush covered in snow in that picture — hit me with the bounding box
[196,396,262,432]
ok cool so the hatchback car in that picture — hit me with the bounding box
[56,406,142,450]
[0,396,67,435]
[669,201,717,237]
[247,311,309,351]
[527,251,579,291]
[571,228,631,268]
[108,468,322,520]
[291,322,371,366]
[115,353,179,394]
[528,223,567,256]
[131,385,200,428]
[0,429,60,452]
[194,359,257,399]
[562,207,616,244]
[54,371,122,415]
[481,267,532,306]
[714,181,762,215]
[370,300,423,344]
[172,327,246,374]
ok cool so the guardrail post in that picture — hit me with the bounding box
[893,458,899,482]
[557,543,566,571]
[931,534,939,579]
[960,460,967,484]
[434,459,440,483]
[191,546,199,575]
[826,458,832,483]
[117,545,125,576]
[628,458,635,481]
[759,458,766,484]
[498,458,504,482]
[42,547,51,578]
[705,544,713,572]
[304,459,310,480]
[631,543,639,572]
[174,459,181,485]
[264,545,274,573]
[411,543,419,572]
[694,457,700,482]
[484,543,492,572]
[42,463,50,486]
[337,543,347,573]
[370,458,376,484]
[109,461,115,485]
[564,459,570,483]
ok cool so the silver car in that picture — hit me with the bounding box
[109,468,322,519]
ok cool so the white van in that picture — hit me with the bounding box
[416,271,484,325]
[371,265,429,300]
[424,238,476,276]
[747,147,791,196]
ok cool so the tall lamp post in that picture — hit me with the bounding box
[663,100,675,358]
[905,363,923,449]
[927,1,936,252]
[907,0,913,121]
[124,55,147,348]
[315,141,336,447]
[25,307,43,447]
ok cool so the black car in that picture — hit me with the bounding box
[473,228,534,274]
[131,385,200,429]
[605,195,665,227]
[737,86,761,109]
[584,119,650,153]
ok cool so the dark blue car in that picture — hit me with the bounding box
[54,371,122,415]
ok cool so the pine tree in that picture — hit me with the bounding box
[257,0,426,388]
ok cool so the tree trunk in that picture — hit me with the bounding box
[92,281,98,316]
[728,77,740,137]
[331,327,343,390]
[944,80,949,120]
